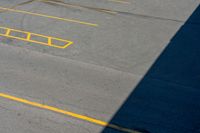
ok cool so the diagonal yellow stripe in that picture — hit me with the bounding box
[0,92,140,133]
[0,6,98,27]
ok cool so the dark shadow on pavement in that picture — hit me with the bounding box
[102,5,200,133]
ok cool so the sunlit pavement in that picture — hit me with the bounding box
[0,0,199,133]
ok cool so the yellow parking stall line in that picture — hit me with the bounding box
[0,6,98,27]
[52,41,73,49]
[8,27,30,34]
[0,26,73,49]
[26,33,31,40]
[5,29,11,35]
[0,92,140,133]
[51,37,67,42]
[30,32,50,39]
[48,37,52,46]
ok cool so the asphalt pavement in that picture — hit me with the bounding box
[0,0,199,133]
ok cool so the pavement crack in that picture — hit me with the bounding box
[37,0,186,22]
[117,11,185,23]
[0,0,36,13]
[0,0,187,23]
[38,0,117,14]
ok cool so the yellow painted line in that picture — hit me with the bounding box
[0,92,140,133]
[108,0,131,4]
[27,33,31,40]
[0,26,73,49]
[0,6,98,27]
[48,37,51,46]
[5,28,11,35]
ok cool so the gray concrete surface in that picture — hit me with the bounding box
[0,0,199,133]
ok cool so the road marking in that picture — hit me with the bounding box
[108,0,131,4]
[0,6,98,27]
[0,92,140,133]
[0,26,73,49]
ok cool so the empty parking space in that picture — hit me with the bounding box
[0,6,98,27]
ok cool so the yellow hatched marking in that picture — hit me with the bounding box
[0,26,73,49]
[0,92,141,133]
